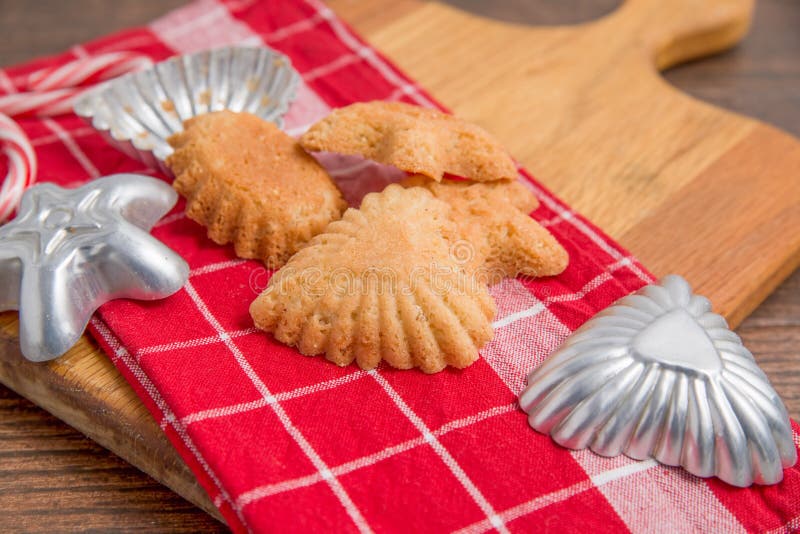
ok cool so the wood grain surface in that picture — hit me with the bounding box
[0,0,798,531]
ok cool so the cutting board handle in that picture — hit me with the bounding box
[606,0,754,69]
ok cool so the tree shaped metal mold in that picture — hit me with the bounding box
[519,275,797,487]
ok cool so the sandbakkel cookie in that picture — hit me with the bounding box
[250,184,496,373]
[402,176,569,281]
[300,101,517,182]
[167,110,347,268]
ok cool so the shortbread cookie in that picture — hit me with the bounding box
[250,184,496,373]
[300,101,517,182]
[402,176,569,281]
[167,111,347,267]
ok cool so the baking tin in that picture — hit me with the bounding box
[74,46,300,175]
[519,274,796,487]
[0,174,188,362]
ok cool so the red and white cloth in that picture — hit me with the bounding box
[2,1,798,532]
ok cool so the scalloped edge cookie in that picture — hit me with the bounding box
[250,184,496,373]
[167,111,347,268]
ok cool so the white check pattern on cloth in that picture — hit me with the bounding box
[90,254,655,532]
[10,0,795,532]
[183,279,373,533]
[91,241,651,527]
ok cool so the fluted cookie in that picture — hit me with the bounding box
[250,184,496,373]
[167,111,347,268]
[402,176,568,281]
[300,101,517,182]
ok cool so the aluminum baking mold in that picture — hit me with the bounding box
[0,174,189,362]
[73,46,300,175]
[519,274,797,487]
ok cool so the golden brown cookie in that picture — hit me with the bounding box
[250,184,496,373]
[167,111,347,268]
[402,176,569,281]
[299,101,517,182]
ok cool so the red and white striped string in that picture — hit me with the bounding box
[0,52,151,221]
[25,51,151,91]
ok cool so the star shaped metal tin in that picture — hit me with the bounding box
[0,174,189,362]
[520,275,797,487]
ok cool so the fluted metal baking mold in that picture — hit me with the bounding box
[519,274,797,487]
[73,46,300,175]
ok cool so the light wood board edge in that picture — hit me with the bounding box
[0,314,224,523]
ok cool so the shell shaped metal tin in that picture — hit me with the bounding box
[0,174,189,362]
[519,274,797,487]
[73,46,300,175]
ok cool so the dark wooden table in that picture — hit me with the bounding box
[0,0,797,531]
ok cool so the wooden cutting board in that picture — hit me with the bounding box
[1,0,798,522]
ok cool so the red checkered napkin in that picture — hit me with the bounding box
[3,1,799,532]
